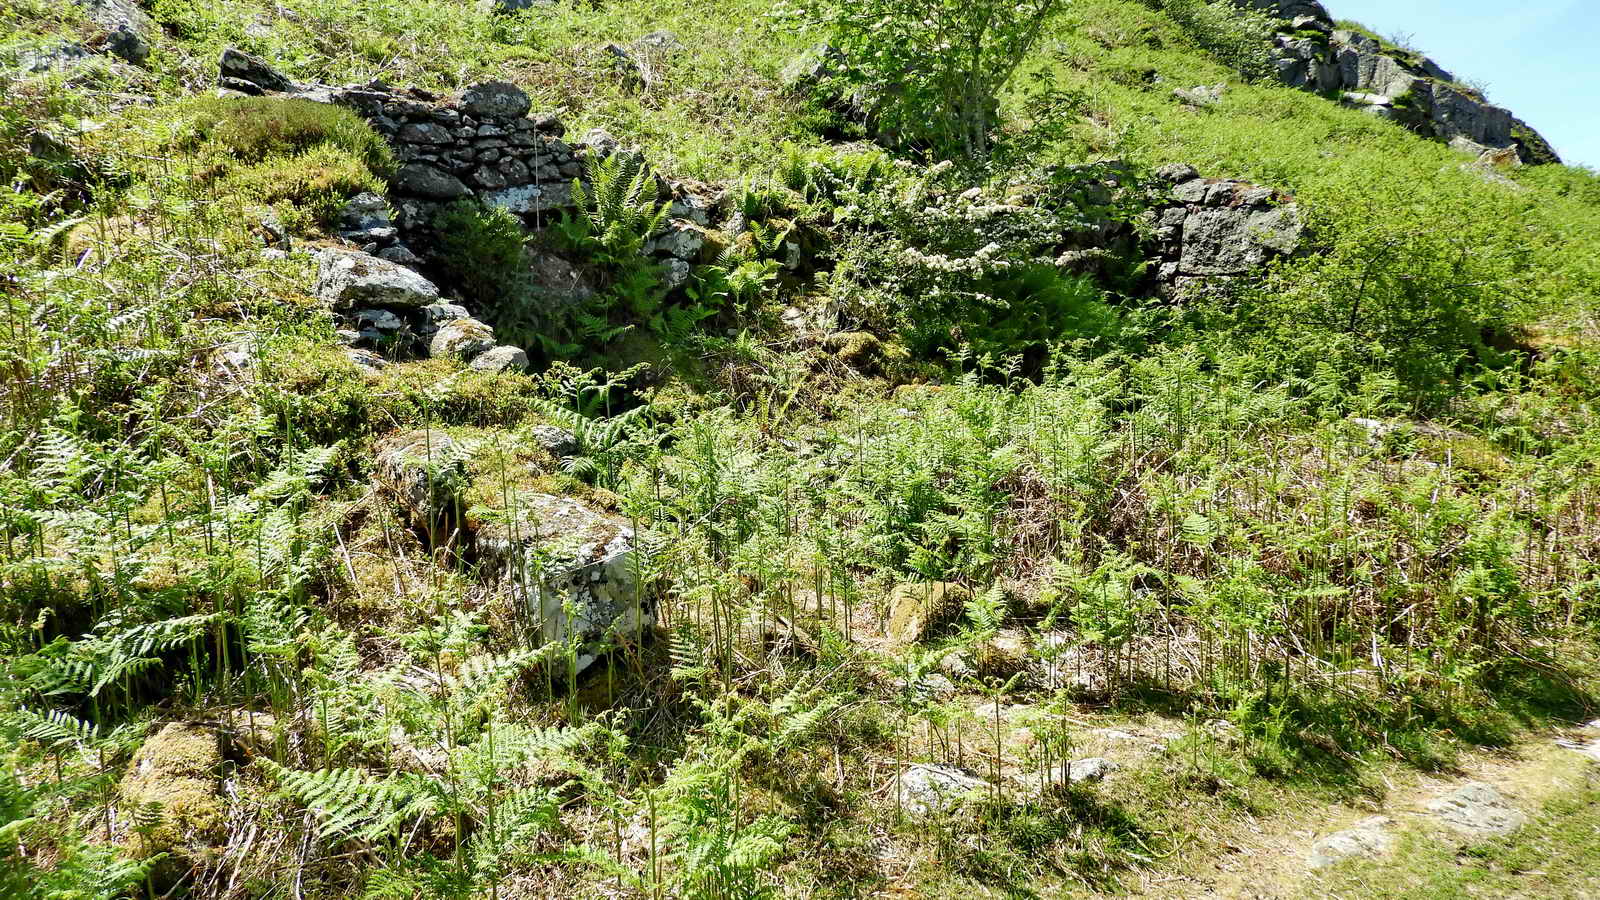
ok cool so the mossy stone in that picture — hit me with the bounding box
[886,581,970,646]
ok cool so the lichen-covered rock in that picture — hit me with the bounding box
[893,764,991,816]
[119,723,225,861]
[430,317,497,361]
[1147,170,1304,295]
[529,424,578,457]
[374,430,470,543]
[316,248,440,308]
[1426,782,1527,837]
[461,81,532,121]
[475,493,654,675]
[218,47,295,94]
[469,345,529,374]
[1309,816,1395,869]
[886,582,970,646]
[645,221,706,260]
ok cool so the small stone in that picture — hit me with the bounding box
[376,244,424,266]
[419,302,470,335]
[659,259,691,290]
[468,345,529,374]
[218,47,295,93]
[355,308,404,333]
[395,163,470,200]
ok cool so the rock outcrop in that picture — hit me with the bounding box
[1245,1,1558,164]
[1147,163,1304,296]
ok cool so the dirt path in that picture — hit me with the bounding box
[1152,720,1600,899]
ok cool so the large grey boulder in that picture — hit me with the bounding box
[316,248,440,308]
[893,764,991,817]
[1147,171,1304,294]
[1426,782,1527,837]
[475,493,654,675]
[1309,816,1395,869]
[1178,204,1302,275]
[75,0,155,65]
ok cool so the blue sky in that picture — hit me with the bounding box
[1326,0,1595,168]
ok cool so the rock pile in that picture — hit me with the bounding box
[372,430,652,675]
[217,49,722,313]
[1245,1,1558,164]
[1147,163,1304,296]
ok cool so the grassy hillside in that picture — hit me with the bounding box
[3,0,1600,897]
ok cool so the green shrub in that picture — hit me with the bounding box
[788,0,1067,157]
[432,199,530,310]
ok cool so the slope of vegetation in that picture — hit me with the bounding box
[3,0,1600,897]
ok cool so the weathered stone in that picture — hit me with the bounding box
[645,221,706,260]
[976,629,1030,678]
[119,723,225,862]
[886,582,970,646]
[19,42,94,74]
[76,0,155,65]
[658,258,691,290]
[395,163,470,200]
[218,47,295,94]
[529,424,579,457]
[316,248,440,309]
[461,81,531,121]
[894,764,991,817]
[482,182,576,216]
[1426,782,1527,837]
[1176,204,1302,276]
[1173,83,1226,107]
[528,251,596,305]
[430,318,497,361]
[475,493,654,675]
[1309,816,1395,869]
[338,192,391,232]
[374,430,469,542]
[419,301,470,335]
[469,344,529,374]
[356,308,404,333]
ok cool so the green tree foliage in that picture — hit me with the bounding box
[791,0,1068,157]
